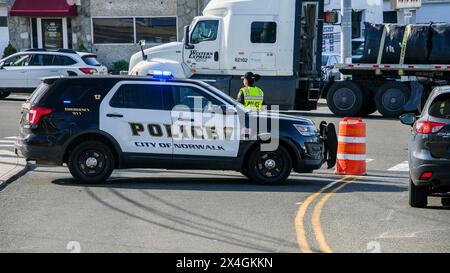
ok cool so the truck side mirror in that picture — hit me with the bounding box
[184,25,194,50]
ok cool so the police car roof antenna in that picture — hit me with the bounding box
[139,40,148,61]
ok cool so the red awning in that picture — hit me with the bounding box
[10,0,78,17]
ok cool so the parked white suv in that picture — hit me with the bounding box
[0,49,108,99]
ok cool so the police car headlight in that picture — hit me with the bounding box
[294,124,318,137]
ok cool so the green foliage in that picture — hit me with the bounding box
[112,60,129,73]
[78,43,89,52]
[3,43,17,59]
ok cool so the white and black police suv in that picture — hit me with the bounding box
[16,72,337,185]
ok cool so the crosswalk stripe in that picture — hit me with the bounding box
[0,140,16,144]
[388,161,410,172]
[4,136,18,140]
[366,158,375,163]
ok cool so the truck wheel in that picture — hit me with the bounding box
[68,141,115,184]
[375,82,409,118]
[409,179,428,208]
[327,81,365,117]
[442,198,450,207]
[247,145,292,185]
[0,91,10,99]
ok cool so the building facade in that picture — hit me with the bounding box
[0,0,9,55]
[5,0,211,68]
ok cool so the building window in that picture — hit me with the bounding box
[383,11,398,24]
[251,22,277,44]
[92,17,178,45]
[0,16,7,27]
[136,17,177,43]
[92,18,134,44]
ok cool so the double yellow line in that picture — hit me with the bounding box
[295,176,359,253]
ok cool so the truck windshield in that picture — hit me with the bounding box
[190,20,219,44]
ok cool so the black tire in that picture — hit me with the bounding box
[375,82,410,118]
[68,141,115,184]
[0,91,10,99]
[442,198,450,207]
[361,92,377,116]
[246,145,292,185]
[327,81,365,117]
[409,179,428,208]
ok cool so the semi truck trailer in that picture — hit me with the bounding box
[323,59,450,119]
[129,0,325,111]
[325,23,450,118]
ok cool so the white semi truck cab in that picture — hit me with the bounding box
[129,0,324,110]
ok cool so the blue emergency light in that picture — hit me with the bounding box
[149,70,173,80]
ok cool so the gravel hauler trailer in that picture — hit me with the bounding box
[324,23,450,118]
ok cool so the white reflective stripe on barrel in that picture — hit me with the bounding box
[337,154,367,161]
[338,136,366,144]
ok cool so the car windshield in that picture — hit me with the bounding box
[82,55,101,66]
[353,43,365,56]
[429,93,450,119]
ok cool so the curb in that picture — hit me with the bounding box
[0,152,31,191]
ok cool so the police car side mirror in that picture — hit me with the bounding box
[400,113,416,127]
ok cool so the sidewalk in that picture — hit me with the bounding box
[0,150,29,190]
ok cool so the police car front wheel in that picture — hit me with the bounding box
[68,141,115,184]
[247,146,292,185]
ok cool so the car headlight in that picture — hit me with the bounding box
[294,124,318,137]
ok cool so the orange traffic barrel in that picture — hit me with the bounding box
[335,117,367,176]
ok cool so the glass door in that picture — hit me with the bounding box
[41,19,63,49]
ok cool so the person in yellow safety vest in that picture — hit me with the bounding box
[236,72,265,111]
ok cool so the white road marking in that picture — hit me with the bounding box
[0,137,18,151]
[388,161,409,172]
[0,140,16,144]
[366,158,375,163]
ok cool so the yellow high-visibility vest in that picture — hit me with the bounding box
[240,86,264,110]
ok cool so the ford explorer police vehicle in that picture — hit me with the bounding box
[16,73,337,185]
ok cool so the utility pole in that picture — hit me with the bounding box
[341,0,352,64]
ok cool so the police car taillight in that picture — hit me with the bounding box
[29,108,53,125]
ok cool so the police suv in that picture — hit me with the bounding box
[16,73,337,185]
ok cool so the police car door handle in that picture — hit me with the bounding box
[106,113,124,118]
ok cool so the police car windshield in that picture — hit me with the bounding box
[197,81,247,110]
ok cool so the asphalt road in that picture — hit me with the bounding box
[0,95,449,253]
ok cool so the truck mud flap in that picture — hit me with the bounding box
[320,122,338,169]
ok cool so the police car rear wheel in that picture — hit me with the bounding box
[68,141,114,184]
[247,146,292,185]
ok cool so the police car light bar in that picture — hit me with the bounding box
[148,70,173,80]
